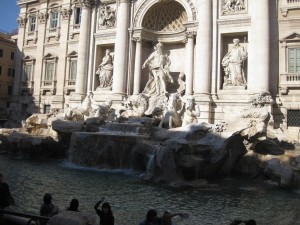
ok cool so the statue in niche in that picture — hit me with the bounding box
[176,72,186,96]
[222,0,246,14]
[222,38,247,87]
[99,5,116,28]
[96,49,113,90]
[142,42,174,96]
[181,96,200,127]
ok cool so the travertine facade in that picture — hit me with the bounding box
[11,0,300,134]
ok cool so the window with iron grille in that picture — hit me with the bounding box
[287,110,300,127]
[74,7,81,25]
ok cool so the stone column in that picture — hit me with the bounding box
[248,0,270,92]
[112,0,130,95]
[133,38,142,95]
[194,1,212,98]
[184,32,195,96]
[87,6,98,93]
[75,0,92,96]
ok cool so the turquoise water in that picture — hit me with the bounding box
[0,155,299,225]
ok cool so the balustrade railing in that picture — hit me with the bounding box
[280,73,300,94]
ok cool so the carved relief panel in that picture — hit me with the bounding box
[98,4,116,29]
[221,0,247,16]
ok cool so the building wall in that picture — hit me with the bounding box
[12,0,300,132]
[0,33,16,109]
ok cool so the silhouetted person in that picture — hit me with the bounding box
[0,173,15,225]
[40,193,59,225]
[139,209,161,225]
[66,198,79,212]
[230,219,256,225]
[94,197,114,225]
[161,211,188,225]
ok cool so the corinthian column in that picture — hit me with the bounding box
[133,38,142,95]
[112,0,130,95]
[248,0,270,92]
[194,1,212,98]
[75,0,92,95]
[185,32,195,96]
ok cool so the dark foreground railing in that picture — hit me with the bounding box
[0,209,49,225]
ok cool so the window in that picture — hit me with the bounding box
[10,52,15,60]
[50,11,59,28]
[44,105,51,114]
[0,66,2,75]
[74,7,81,25]
[0,49,3,58]
[70,60,77,80]
[287,110,300,127]
[24,64,32,81]
[8,68,15,77]
[29,15,36,32]
[7,85,13,95]
[45,62,54,80]
[288,48,300,73]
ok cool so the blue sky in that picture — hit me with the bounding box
[0,0,19,33]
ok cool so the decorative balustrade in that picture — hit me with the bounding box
[281,0,300,16]
[280,73,300,94]
[41,80,56,95]
[64,79,76,95]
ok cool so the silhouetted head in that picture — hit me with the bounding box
[0,173,3,182]
[67,198,79,211]
[245,219,256,225]
[146,209,157,222]
[102,202,113,215]
[43,193,52,204]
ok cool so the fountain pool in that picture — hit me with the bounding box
[0,155,299,225]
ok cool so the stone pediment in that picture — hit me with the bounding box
[280,32,300,42]
[67,51,78,57]
[43,53,57,59]
[23,55,35,62]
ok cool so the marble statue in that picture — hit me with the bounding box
[90,98,113,121]
[64,93,92,121]
[159,93,183,129]
[181,96,200,127]
[222,38,247,87]
[177,72,186,96]
[96,49,113,90]
[142,42,174,96]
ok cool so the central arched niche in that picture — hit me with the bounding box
[142,1,187,32]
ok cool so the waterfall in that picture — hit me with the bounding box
[146,153,155,176]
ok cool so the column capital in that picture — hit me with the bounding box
[133,37,142,42]
[79,0,100,9]
[17,16,27,27]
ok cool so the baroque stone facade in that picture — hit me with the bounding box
[11,0,300,136]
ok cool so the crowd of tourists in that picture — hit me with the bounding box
[0,173,257,225]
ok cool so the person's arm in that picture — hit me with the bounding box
[94,197,105,211]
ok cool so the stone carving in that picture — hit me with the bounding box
[159,93,183,129]
[61,7,72,20]
[64,93,92,121]
[99,4,116,28]
[222,0,246,15]
[118,94,149,118]
[17,16,27,27]
[181,96,200,127]
[176,72,186,96]
[38,12,48,24]
[142,42,174,96]
[222,38,247,87]
[64,93,113,122]
[90,98,113,121]
[96,49,113,90]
